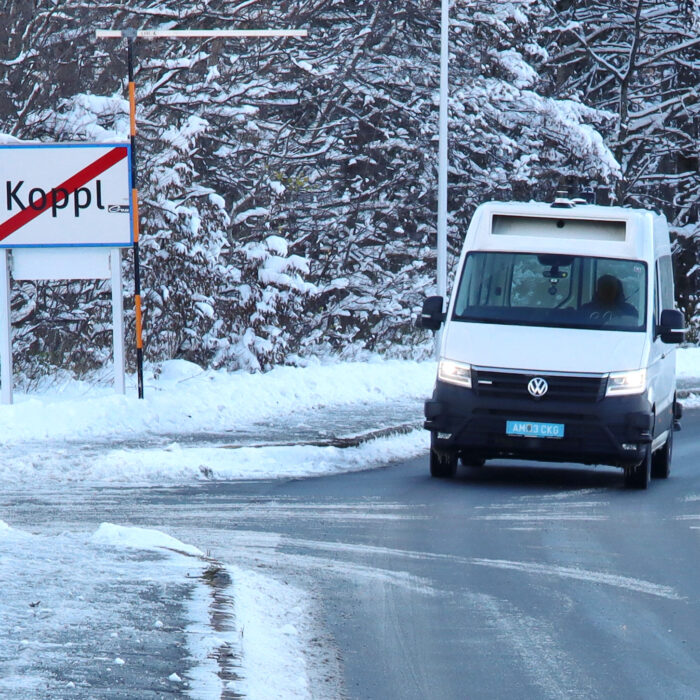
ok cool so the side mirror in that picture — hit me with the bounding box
[657,309,686,344]
[417,296,445,331]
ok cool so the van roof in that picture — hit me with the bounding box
[479,199,648,220]
[467,200,670,261]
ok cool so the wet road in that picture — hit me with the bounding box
[191,410,700,699]
[4,409,700,699]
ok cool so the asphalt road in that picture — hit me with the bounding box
[196,409,700,700]
[5,408,700,699]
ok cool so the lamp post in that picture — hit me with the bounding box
[437,0,449,304]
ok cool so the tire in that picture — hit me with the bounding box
[651,429,673,479]
[430,449,457,478]
[625,444,651,490]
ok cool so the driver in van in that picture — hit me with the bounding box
[582,274,637,317]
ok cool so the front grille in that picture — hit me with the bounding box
[473,368,605,403]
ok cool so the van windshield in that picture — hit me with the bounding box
[452,252,647,331]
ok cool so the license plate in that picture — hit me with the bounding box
[506,421,565,439]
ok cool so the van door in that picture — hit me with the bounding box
[651,255,676,438]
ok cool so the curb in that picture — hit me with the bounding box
[219,422,422,450]
[216,387,700,452]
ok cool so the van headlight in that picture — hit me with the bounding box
[606,369,647,396]
[438,359,472,389]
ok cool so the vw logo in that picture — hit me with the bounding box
[527,377,549,398]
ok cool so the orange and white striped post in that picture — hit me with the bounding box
[96,27,307,398]
[126,30,144,399]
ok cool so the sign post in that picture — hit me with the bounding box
[0,249,11,404]
[125,31,145,400]
[95,26,307,398]
[111,248,125,394]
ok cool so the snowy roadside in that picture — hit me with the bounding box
[1,358,435,486]
[0,520,334,699]
[3,350,700,486]
[2,350,700,700]
[0,358,432,699]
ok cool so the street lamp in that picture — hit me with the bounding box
[437,0,449,304]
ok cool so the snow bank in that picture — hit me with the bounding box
[92,523,204,557]
[2,351,699,486]
[5,349,697,450]
[0,358,436,445]
[0,524,205,698]
[0,520,30,539]
[89,525,330,699]
[676,347,700,379]
[232,567,315,699]
[16,430,426,486]
[1,520,326,700]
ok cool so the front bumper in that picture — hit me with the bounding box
[424,379,653,468]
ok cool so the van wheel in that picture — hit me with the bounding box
[651,430,673,479]
[625,445,651,490]
[430,449,457,478]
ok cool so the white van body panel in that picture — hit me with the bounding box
[441,322,648,375]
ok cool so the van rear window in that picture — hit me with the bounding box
[453,252,647,332]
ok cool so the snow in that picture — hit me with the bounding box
[676,346,700,379]
[0,522,204,697]
[91,523,205,557]
[3,358,433,443]
[31,92,130,142]
[233,207,269,225]
[677,347,700,408]
[0,358,435,486]
[34,430,428,485]
[266,234,289,256]
[0,132,31,145]
[232,567,314,699]
[497,49,538,88]
[0,517,333,699]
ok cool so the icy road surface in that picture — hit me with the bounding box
[5,407,700,698]
[2,353,700,698]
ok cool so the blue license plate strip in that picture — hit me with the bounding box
[506,421,565,439]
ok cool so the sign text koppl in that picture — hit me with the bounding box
[0,143,132,248]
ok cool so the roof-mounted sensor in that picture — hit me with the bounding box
[551,197,576,209]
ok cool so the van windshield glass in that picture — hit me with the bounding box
[452,252,647,331]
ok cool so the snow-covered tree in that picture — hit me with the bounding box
[1,0,697,380]
[547,0,700,330]
[450,2,617,200]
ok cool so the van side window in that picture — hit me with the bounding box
[654,263,660,326]
[658,255,675,311]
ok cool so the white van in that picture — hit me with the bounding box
[420,200,685,489]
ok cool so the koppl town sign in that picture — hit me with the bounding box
[0,142,133,404]
[0,143,132,247]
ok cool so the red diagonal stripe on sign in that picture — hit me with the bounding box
[0,146,128,242]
